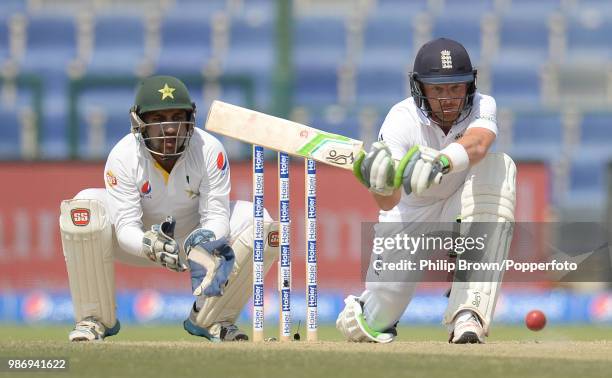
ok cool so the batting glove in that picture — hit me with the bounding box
[353,141,396,196]
[394,145,450,196]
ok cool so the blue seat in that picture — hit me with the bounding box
[172,0,227,17]
[0,0,27,14]
[510,111,562,160]
[497,16,549,64]
[356,68,406,107]
[158,16,212,72]
[566,17,612,61]
[0,108,21,158]
[431,15,482,63]
[490,64,540,106]
[578,0,612,13]
[374,0,428,18]
[579,112,612,159]
[41,111,69,159]
[21,15,76,71]
[88,15,145,73]
[507,0,561,16]
[294,16,346,69]
[442,0,494,16]
[0,16,9,63]
[361,16,413,69]
[76,87,134,158]
[294,66,338,107]
[308,113,361,140]
[223,16,274,107]
[567,157,606,206]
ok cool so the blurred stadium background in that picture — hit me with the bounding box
[1,0,612,331]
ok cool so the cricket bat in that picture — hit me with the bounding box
[205,101,364,170]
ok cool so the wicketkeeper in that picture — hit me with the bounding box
[337,38,516,343]
[60,75,278,342]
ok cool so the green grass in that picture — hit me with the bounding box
[1,325,612,378]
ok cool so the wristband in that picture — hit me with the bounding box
[440,143,469,172]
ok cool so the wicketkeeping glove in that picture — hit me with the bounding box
[184,229,235,297]
[142,216,187,272]
[394,145,451,196]
[353,141,396,196]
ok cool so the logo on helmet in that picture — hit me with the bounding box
[440,50,453,69]
[158,83,176,100]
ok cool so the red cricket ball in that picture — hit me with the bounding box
[525,310,547,331]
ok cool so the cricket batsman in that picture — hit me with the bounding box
[336,38,516,343]
[59,75,278,342]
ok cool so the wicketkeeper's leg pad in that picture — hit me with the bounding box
[444,153,516,334]
[193,204,279,328]
[60,196,117,329]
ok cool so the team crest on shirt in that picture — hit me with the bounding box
[185,188,200,199]
[216,152,228,176]
[140,180,153,199]
[105,170,117,187]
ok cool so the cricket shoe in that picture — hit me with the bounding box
[183,304,247,342]
[449,310,484,344]
[210,322,249,341]
[69,316,121,342]
[336,295,397,343]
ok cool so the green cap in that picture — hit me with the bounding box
[133,75,195,114]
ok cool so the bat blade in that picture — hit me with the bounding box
[205,101,363,170]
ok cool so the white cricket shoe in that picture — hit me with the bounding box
[449,310,484,344]
[69,316,121,342]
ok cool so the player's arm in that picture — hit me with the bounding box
[104,157,146,256]
[196,138,231,240]
[454,127,496,166]
[372,189,402,211]
[353,107,412,211]
[442,94,498,171]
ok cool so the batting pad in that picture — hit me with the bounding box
[444,153,516,334]
[60,199,117,329]
[195,220,279,328]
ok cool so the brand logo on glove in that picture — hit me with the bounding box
[268,231,279,247]
[70,208,90,226]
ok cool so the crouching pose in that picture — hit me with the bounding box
[60,75,278,342]
[337,38,516,344]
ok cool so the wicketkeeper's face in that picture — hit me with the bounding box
[141,109,192,155]
[422,83,468,126]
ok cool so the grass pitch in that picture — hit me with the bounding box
[1,325,612,378]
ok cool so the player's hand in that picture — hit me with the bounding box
[142,216,187,272]
[394,145,450,196]
[353,141,396,196]
[184,229,235,297]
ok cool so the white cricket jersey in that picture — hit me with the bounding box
[378,92,498,219]
[103,128,231,257]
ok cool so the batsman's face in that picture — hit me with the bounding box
[141,109,191,154]
[422,83,468,126]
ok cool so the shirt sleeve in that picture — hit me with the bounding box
[378,105,417,161]
[104,154,145,257]
[467,95,498,135]
[198,138,231,240]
